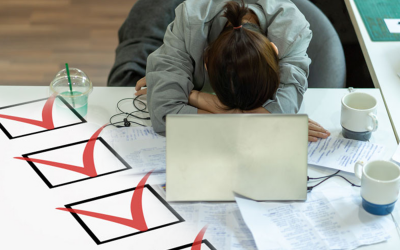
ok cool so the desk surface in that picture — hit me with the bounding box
[344,0,400,143]
[0,86,399,249]
[301,88,400,250]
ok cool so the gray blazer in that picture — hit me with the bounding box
[146,0,312,132]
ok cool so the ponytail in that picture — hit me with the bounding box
[224,0,248,30]
[205,0,280,111]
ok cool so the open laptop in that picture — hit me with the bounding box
[166,114,309,202]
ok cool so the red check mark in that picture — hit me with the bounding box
[192,225,208,250]
[14,125,107,177]
[57,170,153,231]
[0,94,56,130]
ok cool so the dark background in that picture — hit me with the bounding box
[310,0,374,88]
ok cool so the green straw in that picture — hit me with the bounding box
[65,63,75,108]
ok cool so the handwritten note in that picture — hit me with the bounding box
[308,137,385,172]
[236,183,391,250]
[171,203,257,250]
[102,127,166,174]
[104,126,162,142]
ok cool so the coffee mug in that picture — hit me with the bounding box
[354,160,400,215]
[341,92,378,141]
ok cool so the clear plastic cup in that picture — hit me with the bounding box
[50,68,93,117]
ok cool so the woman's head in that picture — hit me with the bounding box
[205,0,280,111]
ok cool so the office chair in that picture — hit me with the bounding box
[292,0,346,88]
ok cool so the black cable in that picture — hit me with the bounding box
[132,94,149,113]
[115,97,149,120]
[307,171,361,192]
[331,175,361,187]
[108,95,150,128]
[308,170,340,181]
[105,121,124,127]
[307,176,332,192]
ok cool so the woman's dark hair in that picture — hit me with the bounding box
[204,0,280,111]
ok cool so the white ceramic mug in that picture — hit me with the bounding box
[341,92,378,141]
[354,160,400,215]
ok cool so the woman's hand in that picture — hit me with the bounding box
[134,77,147,96]
[308,119,330,142]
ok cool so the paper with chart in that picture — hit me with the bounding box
[308,137,385,173]
[236,183,392,250]
[102,127,166,174]
[170,202,257,250]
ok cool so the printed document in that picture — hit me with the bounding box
[102,127,166,173]
[308,137,385,173]
[236,183,392,250]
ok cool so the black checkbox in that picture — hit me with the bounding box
[62,185,185,244]
[0,96,86,140]
[20,137,131,188]
[168,240,217,250]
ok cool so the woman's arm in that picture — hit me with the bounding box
[189,90,245,114]
[189,90,329,141]
[189,91,222,113]
[189,90,272,114]
[140,76,330,141]
[145,3,198,133]
[259,0,312,114]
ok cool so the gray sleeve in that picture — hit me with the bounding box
[146,3,197,133]
[262,1,312,114]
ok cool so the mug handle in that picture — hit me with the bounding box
[367,113,378,132]
[354,161,364,180]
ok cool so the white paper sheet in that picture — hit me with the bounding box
[384,19,400,33]
[170,202,257,250]
[308,137,385,173]
[102,127,166,174]
[236,183,392,250]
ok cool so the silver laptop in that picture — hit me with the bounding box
[166,114,309,202]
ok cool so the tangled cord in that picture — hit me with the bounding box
[107,95,150,128]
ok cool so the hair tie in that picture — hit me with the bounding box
[233,25,242,30]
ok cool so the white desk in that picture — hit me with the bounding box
[301,88,400,250]
[344,0,400,143]
[0,86,399,249]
